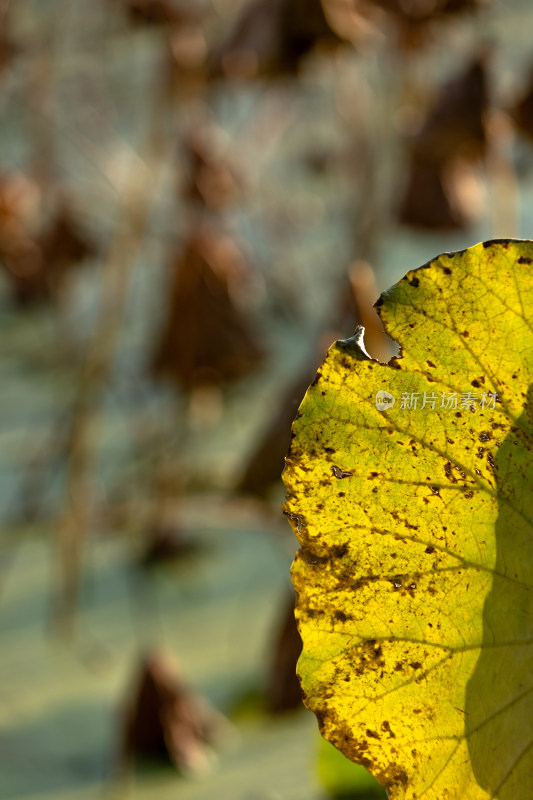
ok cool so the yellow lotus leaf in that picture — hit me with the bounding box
[283,239,533,799]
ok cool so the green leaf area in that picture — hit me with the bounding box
[283,240,533,800]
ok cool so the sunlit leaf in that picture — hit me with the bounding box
[283,239,533,799]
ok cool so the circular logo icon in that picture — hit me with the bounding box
[375,390,396,411]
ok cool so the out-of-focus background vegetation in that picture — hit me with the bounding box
[1,1,533,798]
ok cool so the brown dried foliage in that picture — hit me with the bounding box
[151,227,264,390]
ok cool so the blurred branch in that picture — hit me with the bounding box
[52,155,159,635]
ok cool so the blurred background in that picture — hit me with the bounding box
[1,0,533,798]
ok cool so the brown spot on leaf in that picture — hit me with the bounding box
[299,548,328,566]
[334,609,350,622]
[331,543,349,559]
[381,720,396,738]
[374,763,409,790]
